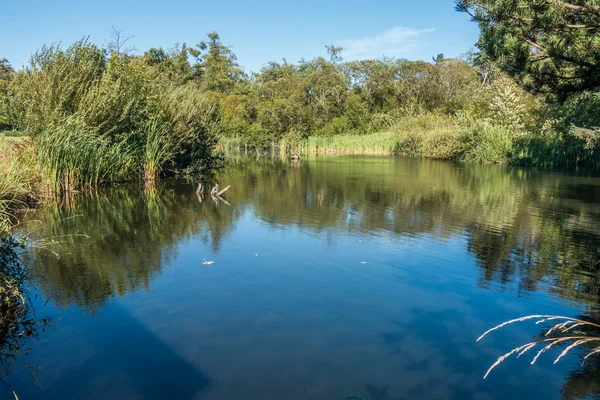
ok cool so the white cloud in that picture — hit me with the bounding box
[338,26,435,59]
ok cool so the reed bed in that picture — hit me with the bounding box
[36,118,136,193]
[142,120,173,182]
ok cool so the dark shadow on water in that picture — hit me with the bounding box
[42,304,211,400]
[365,384,403,400]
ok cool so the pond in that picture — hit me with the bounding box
[4,155,600,399]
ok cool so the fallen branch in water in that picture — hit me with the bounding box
[217,185,230,196]
[208,183,231,206]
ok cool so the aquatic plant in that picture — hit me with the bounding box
[141,120,173,181]
[478,315,600,379]
[36,117,136,192]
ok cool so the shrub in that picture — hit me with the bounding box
[463,122,520,163]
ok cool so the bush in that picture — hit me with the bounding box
[7,40,106,135]
[5,40,222,190]
[463,122,519,163]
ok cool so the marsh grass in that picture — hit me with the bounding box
[142,120,173,181]
[478,315,600,379]
[219,114,522,165]
[0,143,39,232]
[37,118,136,192]
[301,131,400,154]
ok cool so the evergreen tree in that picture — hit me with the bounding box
[456,0,600,99]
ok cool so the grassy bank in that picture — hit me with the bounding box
[220,113,599,168]
[0,141,39,232]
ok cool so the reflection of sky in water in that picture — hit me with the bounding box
[6,156,600,399]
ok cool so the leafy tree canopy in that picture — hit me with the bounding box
[456,0,600,99]
[189,32,246,93]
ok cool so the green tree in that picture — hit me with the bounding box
[456,0,600,99]
[0,59,14,129]
[143,44,193,84]
[189,32,245,93]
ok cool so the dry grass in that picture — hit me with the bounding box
[0,140,40,232]
[478,315,600,379]
[0,137,26,148]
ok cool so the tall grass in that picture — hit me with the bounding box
[0,142,38,232]
[478,315,600,379]
[7,40,106,135]
[300,131,400,154]
[142,120,172,181]
[6,41,222,192]
[36,118,135,192]
[275,114,518,165]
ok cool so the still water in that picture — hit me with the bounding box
[5,155,600,399]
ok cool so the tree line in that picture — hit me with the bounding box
[0,0,599,194]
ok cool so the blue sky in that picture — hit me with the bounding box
[2,0,480,72]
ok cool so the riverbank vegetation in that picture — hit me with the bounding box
[0,1,597,216]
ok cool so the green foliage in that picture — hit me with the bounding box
[562,91,600,129]
[8,40,106,135]
[36,117,136,192]
[456,0,600,99]
[4,38,223,191]
[189,32,246,93]
[462,122,519,163]
[141,119,173,181]
[4,26,600,181]
[216,53,494,148]
[143,44,195,84]
[487,86,527,130]
[152,85,223,173]
[0,142,38,233]
[0,59,14,130]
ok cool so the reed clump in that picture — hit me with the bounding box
[5,40,222,195]
[141,119,173,182]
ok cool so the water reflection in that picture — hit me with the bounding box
[25,155,600,310]
[14,154,600,399]
[223,156,600,306]
[27,183,242,310]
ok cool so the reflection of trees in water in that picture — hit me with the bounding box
[26,182,242,311]
[15,155,600,398]
[223,155,600,305]
[25,155,600,311]
[560,351,600,400]
[0,235,48,395]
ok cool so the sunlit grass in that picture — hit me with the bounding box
[0,142,38,233]
[36,118,136,193]
[478,315,600,379]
